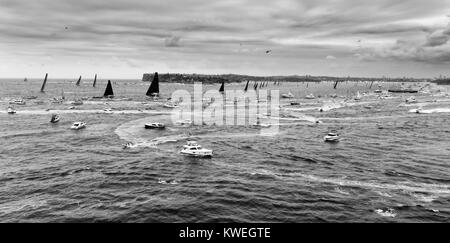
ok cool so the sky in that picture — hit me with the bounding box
[1,0,450,79]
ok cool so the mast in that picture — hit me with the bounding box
[93,74,97,87]
[146,72,160,96]
[40,73,48,92]
[103,80,114,97]
[76,76,82,86]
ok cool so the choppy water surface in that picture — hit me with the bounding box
[0,78,449,222]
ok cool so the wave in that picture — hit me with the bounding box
[285,173,450,195]
[408,108,450,114]
[375,208,397,218]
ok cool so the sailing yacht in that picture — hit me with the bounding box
[146,72,160,97]
[103,80,114,98]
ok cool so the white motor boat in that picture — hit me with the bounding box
[281,92,294,99]
[163,102,178,108]
[9,99,26,105]
[122,142,136,149]
[50,114,60,123]
[71,99,84,106]
[104,108,113,113]
[180,141,213,158]
[175,119,193,126]
[305,94,315,99]
[145,122,165,129]
[324,131,340,142]
[7,107,16,114]
[406,96,417,104]
[70,122,86,130]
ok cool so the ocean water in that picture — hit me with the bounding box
[0,78,449,223]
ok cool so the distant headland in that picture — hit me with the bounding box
[142,73,430,83]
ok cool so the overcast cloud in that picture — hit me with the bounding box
[1,0,450,78]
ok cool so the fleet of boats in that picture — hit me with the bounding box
[3,74,440,161]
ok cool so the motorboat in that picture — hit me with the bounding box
[50,114,60,123]
[406,96,417,104]
[290,101,300,106]
[374,90,382,94]
[180,141,213,158]
[324,131,340,142]
[7,107,16,114]
[145,123,165,129]
[71,99,84,106]
[281,92,294,99]
[163,102,178,108]
[9,99,26,105]
[70,122,86,130]
[68,106,76,110]
[104,108,113,113]
[305,94,315,99]
[175,119,193,126]
[23,95,38,100]
[122,142,136,149]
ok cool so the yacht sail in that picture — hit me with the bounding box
[104,80,114,97]
[76,76,82,86]
[244,80,249,92]
[93,74,97,87]
[146,72,160,96]
[219,81,225,93]
[40,73,48,92]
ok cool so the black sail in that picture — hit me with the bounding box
[103,80,114,97]
[40,73,48,92]
[333,81,339,89]
[146,72,160,96]
[76,76,82,86]
[93,74,97,87]
[244,80,249,92]
[219,81,225,93]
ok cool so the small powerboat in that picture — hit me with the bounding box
[71,99,84,106]
[50,114,60,123]
[180,141,213,158]
[7,107,16,114]
[324,131,340,142]
[70,122,86,130]
[145,123,165,129]
[122,142,136,149]
[9,99,26,105]
[163,102,178,108]
[290,101,300,106]
[175,119,193,126]
[305,94,315,99]
[281,92,294,99]
[406,96,417,104]
[104,108,113,113]
[374,90,382,94]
